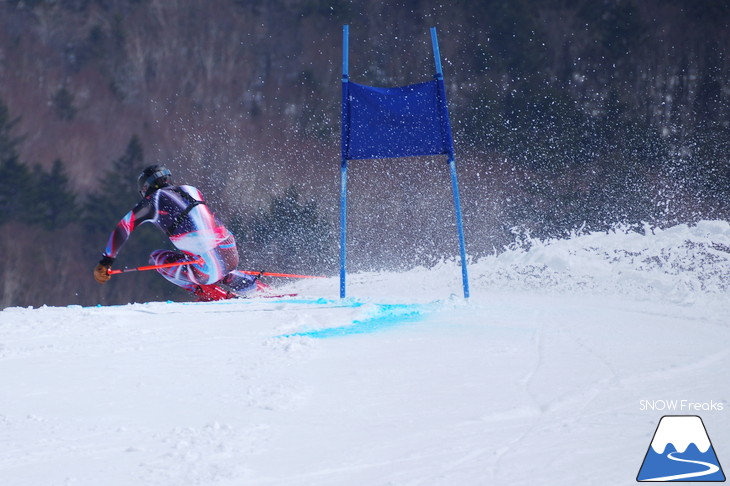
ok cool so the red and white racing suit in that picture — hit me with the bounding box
[102,184,249,292]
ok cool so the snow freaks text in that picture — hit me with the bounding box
[639,400,725,412]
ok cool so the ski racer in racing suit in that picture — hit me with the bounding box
[92,165,257,300]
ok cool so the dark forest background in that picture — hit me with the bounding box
[0,0,728,308]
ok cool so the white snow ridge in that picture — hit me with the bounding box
[1,221,729,485]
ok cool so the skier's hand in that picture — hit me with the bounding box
[94,256,115,284]
[93,263,112,284]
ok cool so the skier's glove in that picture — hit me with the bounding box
[94,255,115,284]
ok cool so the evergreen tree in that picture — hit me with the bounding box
[83,135,145,234]
[0,158,33,225]
[0,100,22,160]
[28,159,78,229]
[0,100,32,225]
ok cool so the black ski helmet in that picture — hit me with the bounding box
[137,165,172,196]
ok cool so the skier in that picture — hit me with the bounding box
[92,164,259,301]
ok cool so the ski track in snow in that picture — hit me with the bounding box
[1,220,729,485]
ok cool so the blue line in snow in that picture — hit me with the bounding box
[279,303,428,339]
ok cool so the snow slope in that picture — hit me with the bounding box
[1,221,729,485]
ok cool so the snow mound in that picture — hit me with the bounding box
[291,220,730,303]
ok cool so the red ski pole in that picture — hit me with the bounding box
[108,258,205,275]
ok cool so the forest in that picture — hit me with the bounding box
[0,0,728,308]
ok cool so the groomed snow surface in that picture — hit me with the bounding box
[2,221,729,485]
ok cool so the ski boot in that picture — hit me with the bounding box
[192,284,236,302]
[219,270,262,297]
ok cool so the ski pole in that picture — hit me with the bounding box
[240,270,326,279]
[108,258,205,275]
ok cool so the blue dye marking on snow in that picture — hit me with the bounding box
[261,298,361,306]
[280,303,427,339]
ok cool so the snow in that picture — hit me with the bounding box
[1,221,729,485]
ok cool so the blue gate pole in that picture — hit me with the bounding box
[448,154,470,298]
[340,24,350,298]
[431,27,470,298]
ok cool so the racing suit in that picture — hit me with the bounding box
[101,184,253,293]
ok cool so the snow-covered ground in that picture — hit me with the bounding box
[1,221,729,485]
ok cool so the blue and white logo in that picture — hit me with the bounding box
[637,415,725,482]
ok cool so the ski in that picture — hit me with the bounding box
[192,283,299,302]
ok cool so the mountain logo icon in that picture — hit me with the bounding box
[637,415,726,482]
